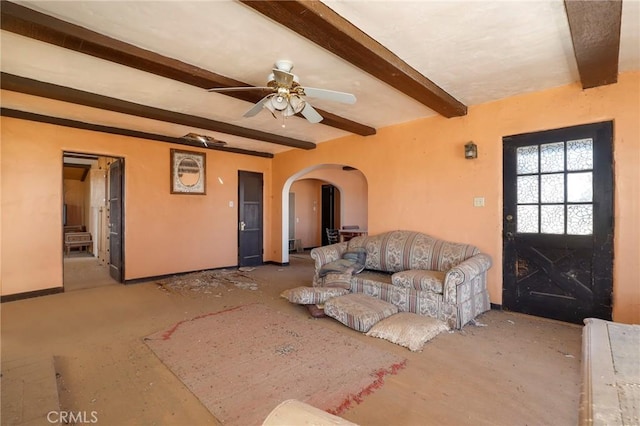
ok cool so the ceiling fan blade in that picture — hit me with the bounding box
[301,87,357,104]
[301,103,323,123]
[272,69,294,87]
[208,86,272,92]
[243,95,272,118]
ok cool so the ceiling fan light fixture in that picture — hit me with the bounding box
[271,94,288,111]
[289,94,305,114]
[229,61,354,125]
[282,104,295,117]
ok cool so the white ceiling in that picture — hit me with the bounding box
[1,0,639,155]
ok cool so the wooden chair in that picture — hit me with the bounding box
[325,228,339,245]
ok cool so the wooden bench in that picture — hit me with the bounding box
[64,232,92,255]
[579,318,640,425]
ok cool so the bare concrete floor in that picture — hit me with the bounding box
[1,254,583,426]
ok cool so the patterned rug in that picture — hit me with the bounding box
[144,304,406,425]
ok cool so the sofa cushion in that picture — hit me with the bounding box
[347,230,480,273]
[281,286,349,305]
[392,270,445,293]
[324,293,398,332]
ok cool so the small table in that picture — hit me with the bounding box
[339,229,367,242]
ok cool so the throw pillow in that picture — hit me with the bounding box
[342,247,367,274]
[366,312,449,351]
[318,258,357,277]
[280,286,349,305]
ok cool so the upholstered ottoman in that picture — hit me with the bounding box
[324,293,398,332]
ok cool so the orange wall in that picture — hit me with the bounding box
[271,72,640,324]
[1,118,272,295]
[299,167,368,231]
[1,73,637,323]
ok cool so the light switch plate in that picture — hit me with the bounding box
[473,197,485,207]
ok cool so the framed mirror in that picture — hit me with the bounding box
[170,149,206,194]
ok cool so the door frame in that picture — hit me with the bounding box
[108,158,125,283]
[61,152,125,285]
[502,121,614,322]
[238,170,264,267]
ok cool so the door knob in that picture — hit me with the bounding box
[239,221,246,231]
[506,214,514,222]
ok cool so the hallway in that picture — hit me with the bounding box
[63,256,119,292]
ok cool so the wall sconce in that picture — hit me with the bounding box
[464,141,478,159]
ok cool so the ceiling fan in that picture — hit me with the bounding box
[208,60,356,125]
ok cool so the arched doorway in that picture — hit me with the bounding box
[281,164,368,264]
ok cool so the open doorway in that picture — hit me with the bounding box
[282,164,367,264]
[321,184,341,245]
[62,152,123,291]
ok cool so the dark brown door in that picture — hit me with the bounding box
[321,184,336,245]
[238,171,263,267]
[502,121,613,324]
[108,159,124,282]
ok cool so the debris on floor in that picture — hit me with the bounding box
[469,319,488,327]
[156,269,260,295]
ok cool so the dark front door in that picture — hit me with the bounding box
[321,184,336,245]
[238,171,263,267]
[503,121,614,324]
[108,158,124,282]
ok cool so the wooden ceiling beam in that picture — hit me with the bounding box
[1,73,315,150]
[0,1,374,136]
[564,0,622,89]
[1,108,275,158]
[241,0,467,118]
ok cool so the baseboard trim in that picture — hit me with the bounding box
[124,265,238,285]
[1,287,64,303]
[491,303,503,311]
[265,261,289,267]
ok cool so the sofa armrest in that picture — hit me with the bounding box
[443,253,492,303]
[310,242,349,274]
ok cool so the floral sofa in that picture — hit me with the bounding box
[310,230,492,329]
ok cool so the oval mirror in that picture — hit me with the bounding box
[177,158,200,187]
